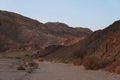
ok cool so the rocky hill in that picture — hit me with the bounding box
[44,20,120,72]
[0,10,92,52]
[80,20,120,71]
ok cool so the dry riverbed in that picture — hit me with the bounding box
[0,58,120,80]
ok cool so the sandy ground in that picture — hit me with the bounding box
[0,58,120,80]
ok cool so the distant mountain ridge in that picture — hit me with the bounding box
[0,10,92,51]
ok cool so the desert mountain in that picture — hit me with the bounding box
[44,20,120,72]
[79,20,120,71]
[0,10,92,52]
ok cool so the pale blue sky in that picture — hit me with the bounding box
[0,0,120,31]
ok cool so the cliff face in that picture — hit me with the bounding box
[0,10,92,52]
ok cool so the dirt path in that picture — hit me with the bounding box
[25,61,120,80]
[0,58,120,80]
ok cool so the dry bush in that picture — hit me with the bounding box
[102,58,112,66]
[63,59,69,64]
[100,58,113,69]
[17,66,25,70]
[83,55,102,70]
[74,49,86,59]
[56,58,66,63]
[115,66,120,74]
[107,60,120,72]
[27,62,38,69]
[37,58,45,62]
[24,61,39,69]
[73,58,82,66]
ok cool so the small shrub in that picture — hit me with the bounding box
[101,58,112,67]
[74,49,86,59]
[24,54,29,57]
[63,60,69,64]
[17,66,25,70]
[115,66,120,74]
[15,57,21,59]
[83,55,102,70]
[37,58,45,62]
[108,60,120,72]
[28,62,38,69]
[73,59,81,66]
[59,58,65,63]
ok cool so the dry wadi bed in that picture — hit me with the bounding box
[0,57,120,80]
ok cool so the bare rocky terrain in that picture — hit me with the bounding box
[0,10,92,52]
